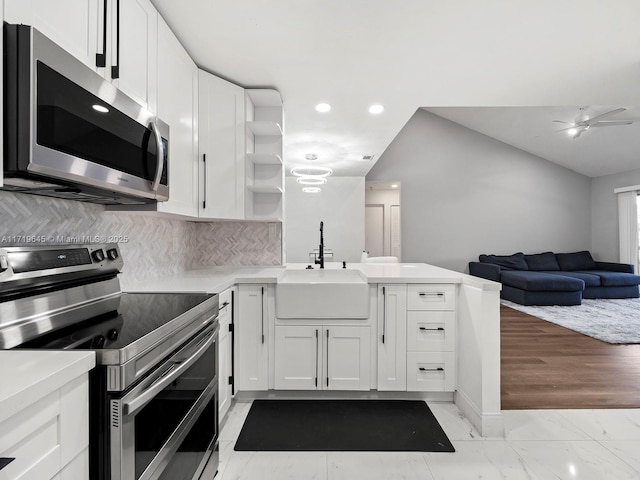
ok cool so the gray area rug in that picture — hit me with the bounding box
[501,298,640,344]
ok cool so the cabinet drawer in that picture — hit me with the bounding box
[407,284,456,311]
[407,352,455,392]
[407,311,455,352]
[0,391,62,480]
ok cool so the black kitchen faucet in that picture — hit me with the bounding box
[315,221,325,269]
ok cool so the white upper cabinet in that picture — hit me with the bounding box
[5,0,158,113]
[154,17,198,217]
[198,71,246,219]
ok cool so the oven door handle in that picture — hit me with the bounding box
[123,330,214,416]
[149,121,164,193]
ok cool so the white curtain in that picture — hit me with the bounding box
[617,190,639,270]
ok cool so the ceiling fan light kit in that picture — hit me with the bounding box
[553,107,634,139]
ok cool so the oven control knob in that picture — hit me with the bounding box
[106,248,119,261]
[93,335,106,349]
[107,329,119,341]
[92,249,105,263]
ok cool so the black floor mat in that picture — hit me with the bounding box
[234,399,455,452]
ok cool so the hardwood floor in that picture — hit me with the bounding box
[500,304,640,409]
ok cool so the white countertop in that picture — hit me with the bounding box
[0,351,95,423]
[125,262,500,294]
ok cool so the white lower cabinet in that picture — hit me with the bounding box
[236,285,268,391]
[377,285,407,391]
[0,375,89,480]
[274,325,370,391]
[218,287,235,421]
[407,352,456,391]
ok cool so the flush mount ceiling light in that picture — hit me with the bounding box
[92,104,109,113]
[290,166,333,177]
[369,104,384,114]
[315,103,331,113]
[302,187,321,193]
[305,153,318,161]
[296,176,327,185]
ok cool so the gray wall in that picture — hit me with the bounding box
[366,109,592,273]
[591,167,640,261]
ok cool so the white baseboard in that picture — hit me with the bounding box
[454,390,504,438]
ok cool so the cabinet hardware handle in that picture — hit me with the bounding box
[0,458,15,471]
[231,290,235,396]
[111,0,120,78]
[202,154,207,209]
[419,367,444,372]
[96,0,107,67]
[315,329,319,388]
[220,301,230,311]
[326,329,329,387]
[261,287,265,344]
[419,327,445,331]
[418,292,444,297]
[381,286,386,344]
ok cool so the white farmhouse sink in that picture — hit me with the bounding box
[276,269,369,318]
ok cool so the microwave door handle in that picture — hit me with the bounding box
[123,331,214,416]
[149,121,164,192]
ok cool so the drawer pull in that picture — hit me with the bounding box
[0,458,15,471]
[419,367,444,372]
[220,301,230,311]
[419,327,444,331]
[418,292,445,297]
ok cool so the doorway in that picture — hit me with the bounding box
[364,181,401,259]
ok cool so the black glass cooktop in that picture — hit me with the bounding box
[20,293,214,351]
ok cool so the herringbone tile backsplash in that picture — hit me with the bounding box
[0,191,282,288]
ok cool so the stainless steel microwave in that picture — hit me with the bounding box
[2,24,169,204]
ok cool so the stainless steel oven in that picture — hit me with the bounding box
[0,244,219,480]
[3,24,169,205]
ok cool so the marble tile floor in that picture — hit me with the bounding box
[210,400,640,480]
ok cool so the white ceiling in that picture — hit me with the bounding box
[150,1,640,179]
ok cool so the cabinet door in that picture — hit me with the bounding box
[111,0,157,112]
[4,0,100,71]
[274,326,321,390]
[377,285,407,391]
[237,285,268,391]
[218,327,231,420]
[325,326,370,391]
[198,71,245,219]
[156,17,198,217]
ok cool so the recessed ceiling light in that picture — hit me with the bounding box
[296,176,327,185]
[92,104,109,113]
[290,166,333,177]
[369,104,384,115]
[391,184,398,188]
[315,103,331,113]
[302,187,321,193]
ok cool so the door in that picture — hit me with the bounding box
[365,204,384,257]
[4,0,100,71]
[198,71,245,219]
[377,285,407,391]
[237,285,268,391]
[325,326,370,391]
[156,17,198,217]
[274,325,320,390]
[111,0,157,112]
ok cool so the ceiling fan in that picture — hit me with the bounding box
[553,107,633,139]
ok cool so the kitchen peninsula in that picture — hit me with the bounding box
[127,262,503,437]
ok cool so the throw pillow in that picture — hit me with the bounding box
[524,252,561,271]
[555,251,597,271]
[478,252,528,270]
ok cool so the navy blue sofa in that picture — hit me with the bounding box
[469,250,640,306]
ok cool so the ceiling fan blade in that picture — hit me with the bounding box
[589,120,634,127]
[552,120,573,125]
[584,107,627,125]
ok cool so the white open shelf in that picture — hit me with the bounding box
[247,185,284,194]
[246,153,282,165]
[247,121,283,136]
